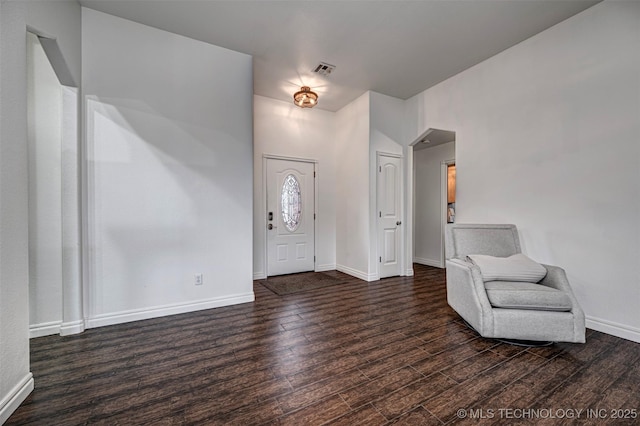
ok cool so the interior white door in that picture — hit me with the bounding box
[378,154,402,278]
[266,158,315,276]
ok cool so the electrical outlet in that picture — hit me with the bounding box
[195,273,203,286]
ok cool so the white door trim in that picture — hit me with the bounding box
[440,159,455,267]
[404,146,414,276]
[376,151,404,279]
[262,154,318,277]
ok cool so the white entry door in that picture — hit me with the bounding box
[377,154,403,278]
[266,158,315,276]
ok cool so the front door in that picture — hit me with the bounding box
[266,158,315,276]
[377,154,402,278]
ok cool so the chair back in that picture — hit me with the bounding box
[444,223,521,260]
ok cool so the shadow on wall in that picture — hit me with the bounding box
[84,96,253,317]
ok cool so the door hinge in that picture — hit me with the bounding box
[314,213,316,220]
[379,211,381,218]
[379,256,382,263]
[379,166,381,172]
[314,171,316,178]
[314,256,316,262]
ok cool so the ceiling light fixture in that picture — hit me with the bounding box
[293,86,318,108]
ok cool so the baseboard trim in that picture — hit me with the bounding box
[29,321,62,338]
[253,272,266,280]
[414,257,443,268]
[586,315,640,343]
[405,268,414,276]
[315,263,336,272]
[86,292,255,329]
[336,264,377,282]
[0,373,34,424]
[60,319,85,336]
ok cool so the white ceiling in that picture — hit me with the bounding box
[79,0,600,112]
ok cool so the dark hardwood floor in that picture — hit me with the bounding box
[8,264,640,425]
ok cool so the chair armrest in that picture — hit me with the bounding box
[539,264,581,307]
[539,264,570,291]
[540,264,586,341]
[446,259,494,333]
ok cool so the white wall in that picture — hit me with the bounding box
[405,0,640,342]
[254,92,409,282]
[27,32,63,337]
[25,1,81,86]
[335,92,373,280]
[413,142,455,268]
[253,95,337,278]
[82,9,254,327]
[0,1,81,422]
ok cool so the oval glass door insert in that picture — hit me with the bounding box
[281,174,302,232]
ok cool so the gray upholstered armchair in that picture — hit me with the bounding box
[445,224,585,343]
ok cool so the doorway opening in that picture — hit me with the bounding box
[411,128,456,269]
[446,163,456,224]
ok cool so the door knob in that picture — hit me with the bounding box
[396,221,402,226]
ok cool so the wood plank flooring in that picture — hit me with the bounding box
[7,265,640,425]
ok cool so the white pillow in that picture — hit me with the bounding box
[466,253,547,283]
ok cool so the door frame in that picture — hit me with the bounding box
[26,29,84,337]
[376,151,404,279]
[262,154,318,277]
[440,159,455,268]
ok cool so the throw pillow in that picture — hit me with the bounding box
[466,253,547,283]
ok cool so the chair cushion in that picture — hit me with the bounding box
[467,253,547,282]
[484,281,573,311]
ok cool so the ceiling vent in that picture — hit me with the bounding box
[312,62,336,77]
